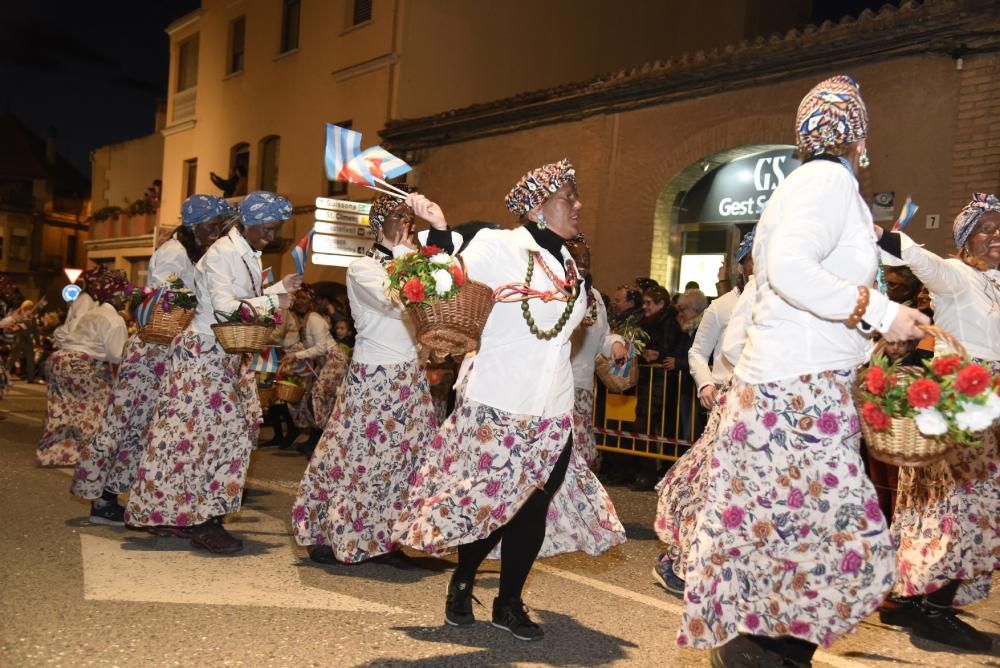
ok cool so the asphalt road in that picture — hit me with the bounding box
[1,380,998,667]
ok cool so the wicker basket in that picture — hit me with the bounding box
[257,384,274,408]
[407,267,494,355]
[275,380,305,403]
[139,305,194,345]
[596,354,638,393]
[211,299,274,354]
[854,324,963,467]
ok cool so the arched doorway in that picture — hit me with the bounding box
[652,144,799,294]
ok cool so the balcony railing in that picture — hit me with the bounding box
[89,211,159,241]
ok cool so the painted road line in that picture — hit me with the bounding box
[534,563,871,668]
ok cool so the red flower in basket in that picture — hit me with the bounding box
[931,355,962,377]
[865,366,887,396]
[906,378,941,409]
[955,363,991,397]
[403,277,425,303]
[421,245,442,257]
[449,263,465,287]
[862,400,891,431]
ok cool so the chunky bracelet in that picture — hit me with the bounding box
[845,286,870,329]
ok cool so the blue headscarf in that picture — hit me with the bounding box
[953,192,1000,249]
[181,194,234,227]
[239,191,293,226]
[735,227,756,263]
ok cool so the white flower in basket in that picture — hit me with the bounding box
[914,408,948,436]
[432,268,454,296]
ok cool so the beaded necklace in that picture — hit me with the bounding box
[240,256,261,297]
[519,252,579,340]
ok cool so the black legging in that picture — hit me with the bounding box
[451,436,573,603]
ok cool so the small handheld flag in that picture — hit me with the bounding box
[324,124,362,182]
[133,288,165,328]
[251,346,281,374]
[261,266,275,287]
[344,146,412,184]
[291,230,314,275]
[892,196,919,232]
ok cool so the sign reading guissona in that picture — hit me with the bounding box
[679,148,801,225]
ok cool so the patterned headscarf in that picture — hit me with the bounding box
[504,159,577,216]
[182,194,234,227]
[238,191,293,226]
[735,227,756,262]
[83,265,130,304]
[368,190,414,239]
[295,283,317,311]
[795,75,868,157]
[953,192,1000,249]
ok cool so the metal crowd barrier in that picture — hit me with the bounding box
[593,363,704,462]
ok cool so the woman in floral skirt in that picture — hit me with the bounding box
[652,229,756,597]
[71,195,229,525]
[398,160,627,641]
[291,194,442,565]
[126,191,299,554]
[678,76,928,667]
[37,266,129,467]
[281,284,335,456]
[874,193,1000,653]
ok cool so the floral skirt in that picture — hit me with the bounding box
[572,387,598,466]
[890,359,1000,606]
[678,370,895,649]
[292,360,438,562]
[310,348,349,428]
[71,335,168,499]
[396,381,575,556]
[37,350,112,467]
[125,331,261,527]
[654,389,727,575]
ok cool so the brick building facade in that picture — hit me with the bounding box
[382,0,1000,293]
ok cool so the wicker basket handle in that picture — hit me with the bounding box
[871,323,966,359]
[214,298,260,324]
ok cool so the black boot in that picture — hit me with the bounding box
[259,406,285,447]
[912,602,993,652]
[296,429,321,457]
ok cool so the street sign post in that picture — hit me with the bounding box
[64,268,83,284]
[315,208,370,225]
[61,284,81,302]
[315,197,371,215]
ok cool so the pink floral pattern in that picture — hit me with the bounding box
[397,383,575,555]
[72,334,168,499]
[890,358,1000,606]
[654,389,727,575]
[292,360,438,562]
[678,370,895,649]
[310,346,349,428]
[125,331,261,527]
[37,350,112,467]
[572,388,598,466]
[287,366,320,429]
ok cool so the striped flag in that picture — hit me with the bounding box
[324,124,362,182]
[291,230,314,275]
[251,346,281,373]
[344,146,412,184]
[892,196,919,232]
[133,288,165,328]
[261,266,275,287]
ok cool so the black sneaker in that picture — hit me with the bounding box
[89,500,126,526]
[189,517,243,554]
[912,606,993,653]
[878,596,923,628]
[491,598,543,641]
[445,580,476,627]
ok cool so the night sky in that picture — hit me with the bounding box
[0,1,886,178]
[0,1,199,176]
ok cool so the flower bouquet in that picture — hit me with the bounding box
[137,274,198,345]
[856,325,1000,466]
[386,245,493,355]
[211,299,279,354]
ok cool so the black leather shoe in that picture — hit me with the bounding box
[878,596,923,628]
[308,545,340,565]
[709,635,784,668]
[189,518,243,554]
